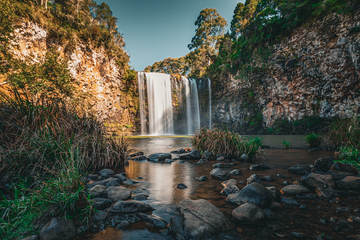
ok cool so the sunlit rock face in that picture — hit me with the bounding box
[8,21,137,133]
[213,11,360,132]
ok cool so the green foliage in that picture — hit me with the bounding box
[144,57,189,75]
[349,26,360,35]
[281,140,292,149]
[191,127,263,160]
[304,133,322,148]
[336,146,360,171]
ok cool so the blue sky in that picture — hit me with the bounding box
[104,0,243,71]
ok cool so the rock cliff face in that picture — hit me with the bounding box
[213,11,360,134]
[8,21,138,134]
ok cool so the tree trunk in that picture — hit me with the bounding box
[45,0,47,9]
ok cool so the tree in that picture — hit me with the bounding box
[230,2,245,39]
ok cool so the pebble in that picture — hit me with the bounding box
[178,160,185,163]
[176,183,187,189]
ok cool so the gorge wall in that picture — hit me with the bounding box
[6,21,139,134]
[213,11,360,134]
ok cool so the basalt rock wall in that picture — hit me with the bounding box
[213,12,360,134]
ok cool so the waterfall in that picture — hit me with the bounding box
[146,73,174,135]
[137,72,211,135]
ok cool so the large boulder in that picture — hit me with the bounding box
[232,203,266,224]
[326,170,354,181]
[210,168,230,180]
[247,174,262,185]
[221,186,241,196]
[89,185,107,198]
[234,182,272,208]
[179,150,201,160]
[138,213,167,229]
[39,218,75,240]
[110,200,154,213]
[106,186,131,201]
[336,176,360,190]
[170,199,233,240]
[266,186,281,201]
[330,162,358,175]
[312,156,334,173]
[280,185,309,196]
[301,173,335,189]
[147,153,172,162]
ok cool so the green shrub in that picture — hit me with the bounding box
[192,127,263,160]
[336,146,360,171]
[304,133,322,148]
[281,140,292,149]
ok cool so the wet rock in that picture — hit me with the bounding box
[212,163,225,168]
[176,183,187,189]
[290,232,304,238]
[179,150,201,160]
[138,213,167,229]
[88,174,98,181]
[301,173,335,189]
[39,218,75,240]
[327,170,354,181]
[234,182,272,208]
[210,168,230,180]
[147,153,172,162]
[232,203,266,224]
[274,232,286,238]
[107,186,131,201]
[270,201,282,210]
[281,197,299,205]
[266,186,281,201]
[249,164,270,171]
[315,187,335,199]
[293,180,300,185]
[226,194,237,203]
[330,162,358,175]
[99,169,115,177]
[216,156,225,161]
[238,181,246,185]
[170,199,233,240]
[86,177,113,189]
[221,179,238,188]
[288,166,310,175]
[263,208,276,219]
[300,204,306,209]
[94,210,107,221]
[350,215,360,223]
[337,176,360,190]
[105,178,120,187]
[277,174,290,179]
[91,198,112,210]
[160,229,170,236]
[165,159,173,163]
[230,169,242,175]
[336,207,351,212]
[133,194,148,201]
[117,220,130,229]
[319,218,327,224]
[281,181,289,185]
[129,151,144,158]
[280,185,309,196]
[199,176,208,181]
[132,188,149,195]
[20,235,39,240]
[202,151,214,160]
[260,175,274,182]
[312,156,334,173]
[123,179,140,185]
[221,186,240,196]
[171,149,186,154]
[114,174,127,182]
[347,235,360,240]
[89,185,107,198]
[178,160,185,163]
[132,155,147,161]
[110,200,154,213]
[247,174,262,185]
[197,159,208,164]
[124,160,129,166]
[239,154,249,161]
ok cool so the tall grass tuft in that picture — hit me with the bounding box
[192,127,263,160]
[304,133,322,148]
[327,117,360,148]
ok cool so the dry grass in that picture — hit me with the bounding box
[192,127,263,160]
[327,117,360,148]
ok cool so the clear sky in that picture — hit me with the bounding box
[103,0,243,71]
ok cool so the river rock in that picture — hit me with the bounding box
[132,155,147,161]
[280,185,309,196]
[91,198,112,210]
[330,162,358,175]
[86,177,113,189]
[94,210,107,221]
[232,203,266,224]
[260,175,274,182]
[123,179,140,185]
[288,166,309,175]
[170,199,233,240]
[105,178,120,187]
[234,182,272,208]
[210,168,230,180]
[39,218,75,240]
[221,179,238,188]
[99,169,115,177]
[326,170,354,181]
[147,153,172,162]
[221,186,240,196]
[179,150,201,160]
[247,174,262,185]
[199,175,208,181]
[20,235,39,240]
[347,235,360,240]
[301,173,335,189]
[212,163,225,168]
[337,176,360,190]
[138,213,167,229]
[171,149,186,154]
[315,187,335,199]
[249,164,270,171]
[176,183,187,189]
[89,185,107,198]
[230,169,242,175]
[202,151,214,160]
[107,186,131,201]
[197,159,208,164]
[226,194,237,203]
[114,174,127,182]
[281,197,299,205]
[312,156,334,173]
[110,200,154,213]
[266,186,281,201]
[129,151,144,158]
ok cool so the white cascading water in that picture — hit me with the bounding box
[189,78,201,133]
[182,76,192,135]
[146,72,174,135]
[138,72,146,135]
[208,79,212,129]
